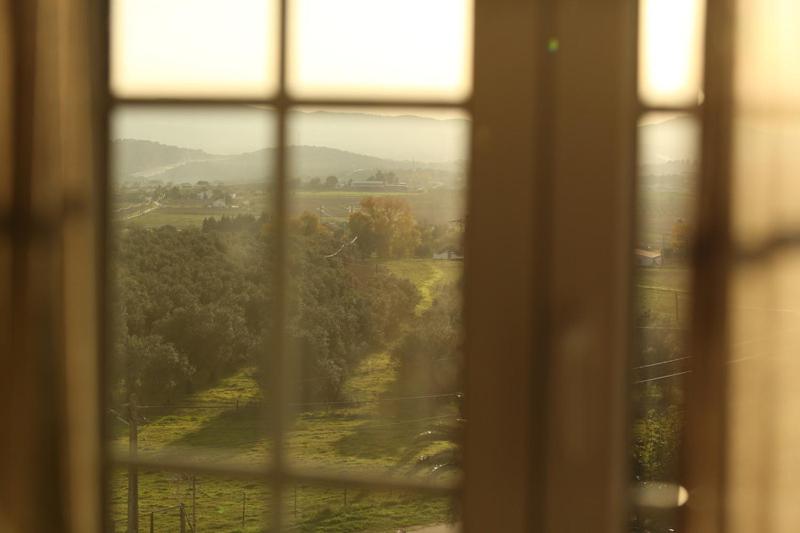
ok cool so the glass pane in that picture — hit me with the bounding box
[727,2,800,522]
[283,484,459,532]
[285,107,468,484]
[732,114,800,250]
[110,468,271,532]
[735,0,800,112]
[638,0,706,107]
[631,113,698,531]
[111,0,278,97]
[288,0,473,100]
[108,106,274,464]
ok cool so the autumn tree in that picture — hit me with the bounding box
[671,218,690,255]
[348,196,420,258]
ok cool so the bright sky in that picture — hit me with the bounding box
[111,0,473,99]
[639,0,705,106]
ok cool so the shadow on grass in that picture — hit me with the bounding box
[166,403,270,451]
[333,416,428,461]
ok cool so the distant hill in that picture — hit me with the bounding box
[113,108,469,161]
[113,114,696,185]
[113,139,463,184]
[112,139,219,178]
[638,115,699,165]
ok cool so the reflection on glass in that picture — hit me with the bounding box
[727,4,800,522]
[735,0,800,110]
[111,0,278,97]
[288,0,473,99]
[284,107,467,527]
[638,0,705,107]
[108,106,274,473]
[631,113,698,532]
[109,469,270,533]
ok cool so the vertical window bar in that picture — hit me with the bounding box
[270,0,290,530]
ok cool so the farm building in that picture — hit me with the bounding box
[635,248,662,266]
[433,249,464,260]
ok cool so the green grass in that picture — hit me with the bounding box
[125,208,262,229]
[112,259,459,532]
[636,265,691,326]
[121,189,464,229]
[382,259,462,316]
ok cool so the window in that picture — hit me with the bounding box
[6,1,754,532]
[107,2,472,532]
[631,1,705,530]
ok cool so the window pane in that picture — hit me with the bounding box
[109,105,274,464]
[109,468,271,532]
[284,108,468,484]
[283,484,459,532]
[726,2,800,526]
[631,113,698,531]
[288,0,473,100]
[638,0,706,107]
[111,0,278,97]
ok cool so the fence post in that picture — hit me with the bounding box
[343,488,347,510]
[294,486,297,519]
[179,503,186,533]
[242,490,246,527]
[127,394,139,533]
[191,476,197,533]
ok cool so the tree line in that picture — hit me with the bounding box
[112,206,424,405]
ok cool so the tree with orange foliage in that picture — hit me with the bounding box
[348,196,420,258]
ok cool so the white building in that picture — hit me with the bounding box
[635,248,662,266]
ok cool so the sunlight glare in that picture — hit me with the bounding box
[639,0,705,106]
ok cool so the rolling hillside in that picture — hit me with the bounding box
[114,140,464,184]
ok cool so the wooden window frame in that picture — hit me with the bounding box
[0,0,701,531]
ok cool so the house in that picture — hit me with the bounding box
[433,249,464,260]
[349,180,388,191]
[635,248,662,266]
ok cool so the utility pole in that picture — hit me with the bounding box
[127,394,139,533]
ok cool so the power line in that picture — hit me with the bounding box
[634,356,691,370]
[635,370,691,384]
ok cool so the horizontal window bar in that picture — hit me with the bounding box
[735,230,800,263]
[109,95,472,110]
[284,466,460,497]
[109,452,460,496]
[0,197,92,236]
[109,453,271,481]
[637,102,703,116]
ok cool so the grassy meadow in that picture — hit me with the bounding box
[123,189,463,229]
[110,259,462,533]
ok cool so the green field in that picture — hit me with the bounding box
[111,259,462,533]
[123,189,464,229]
[636,265,691,326]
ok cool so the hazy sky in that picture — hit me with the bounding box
[111,0,699,106]
[639,0,705,106]
[111,0,472,99]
